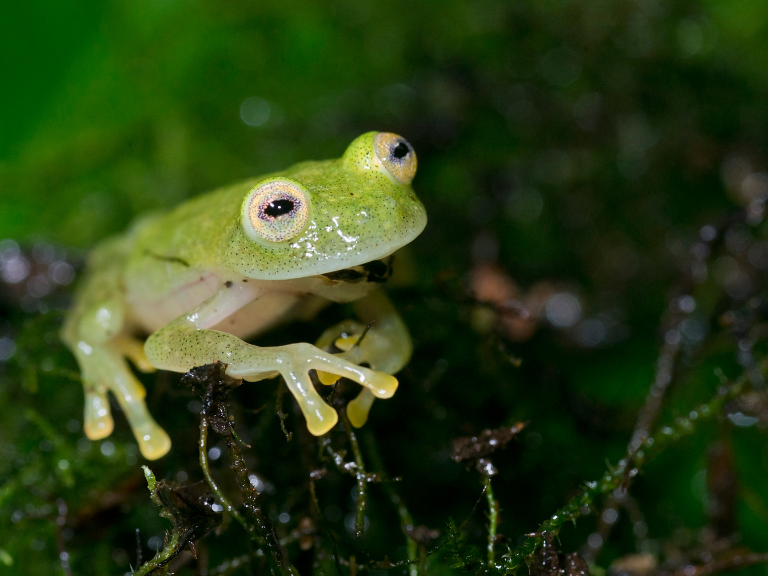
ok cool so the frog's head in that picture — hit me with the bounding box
[224,131,427,280]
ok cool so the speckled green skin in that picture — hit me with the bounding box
[62,132,427,460]
[128,133,424,284]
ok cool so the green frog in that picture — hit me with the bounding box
[61,132,426,460]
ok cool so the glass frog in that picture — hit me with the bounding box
[61,132,426,460]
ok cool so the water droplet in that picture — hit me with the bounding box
[0,338,16,362]
[48,261,75,285]
[546,293,581,328]
[602,508,618,524]
[541,46,582,87]
[240,97,271,127]
[678,20,703,57]
[727,412,759,427]
[587,533,603,549]
[147,536,162,552]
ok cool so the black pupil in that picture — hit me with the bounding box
[392,142,410,160]
[265,199,295,217]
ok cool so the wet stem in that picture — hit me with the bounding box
[132,467,180,576]
[361,429,420,576]
[340,408,368,538]
[199,380,293,576]
[309,472,343,576]
[199,404,246,531]
[276,380,293,442]
[485,476,498,568]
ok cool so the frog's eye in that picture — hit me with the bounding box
[242,179,310,243]
[373,132,417,185]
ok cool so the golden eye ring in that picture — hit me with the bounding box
[242,179,310,243]
[373,132,417,184]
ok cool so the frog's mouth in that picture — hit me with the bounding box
[320,256,393,284]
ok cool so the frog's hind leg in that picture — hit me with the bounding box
[76,344,171,460]
[61,235,170,460]
[314,333,379,428]
[315,290,413,429]
[74,341,171,460]
[64,299,170,460]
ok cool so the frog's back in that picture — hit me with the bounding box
[122,180,256,294]
[130,180,259,266]
[117,179,273,331]
[60,226,141,346]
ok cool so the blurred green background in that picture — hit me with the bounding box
[3,0,768,574]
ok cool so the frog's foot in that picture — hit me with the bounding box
[109,365,171,460]
[227,343,397,436]
[112,335,156,373]
[315,340,363,386]
[315,321,402,425]
[79,345,171,460]
[83,386,114,440]
[347,388,376,428]
[315,321,367,386]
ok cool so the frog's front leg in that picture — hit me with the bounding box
[143,285,399,436]
[315,289,412,427]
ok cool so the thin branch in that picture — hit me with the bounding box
[309,471,342,576]
[362,430,419,576]
[690,551,768,576]
[341,408,368,538]
[199,395,247,532]
[486,477,499,568]
[197,374,291,576]
[276,380,293,442]
[627,338,681,455]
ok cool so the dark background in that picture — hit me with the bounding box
[2,0,768,574]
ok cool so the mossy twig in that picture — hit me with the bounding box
[501,376,745,573]
[194,366,291,576]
